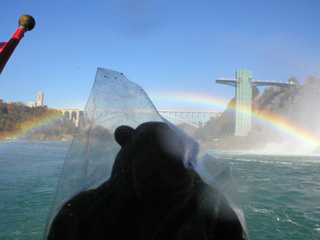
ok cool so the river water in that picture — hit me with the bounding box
[0,140,319,240]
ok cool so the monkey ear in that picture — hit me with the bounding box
[114,125,134,146]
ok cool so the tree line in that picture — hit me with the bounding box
[0,102,77,140]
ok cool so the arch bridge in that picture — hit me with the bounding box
[158,110,222,128]
[57,109,83,127]
[56,109,221,128]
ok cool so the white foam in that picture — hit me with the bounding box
[250,206,274,214]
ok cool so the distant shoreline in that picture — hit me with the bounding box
[0,134,74,141]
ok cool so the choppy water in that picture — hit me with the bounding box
[0,140,320,240]
[210,150,320,240]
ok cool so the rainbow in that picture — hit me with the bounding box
[0,113,64,146]
[149,91,230,111]
[253,112,319,149]
[250,111,320,149]
[149,91,320,150]
[1,91,319,151]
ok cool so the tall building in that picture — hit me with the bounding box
[37,92,44,106]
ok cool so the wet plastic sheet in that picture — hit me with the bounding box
[45,68,248,239]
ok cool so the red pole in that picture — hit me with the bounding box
[0,15,35,75]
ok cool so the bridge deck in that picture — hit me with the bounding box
[251,80,296,87]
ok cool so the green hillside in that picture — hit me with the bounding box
[0,102,77,140]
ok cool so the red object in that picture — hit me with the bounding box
[0,42,8,53]
[0,27,25,75]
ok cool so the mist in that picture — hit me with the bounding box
[251,76,320,155]
[192,76,320,156]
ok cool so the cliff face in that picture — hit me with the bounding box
[195,77,320,150]
[253,79,320,136]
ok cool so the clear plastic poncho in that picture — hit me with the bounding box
[45,68,248,239]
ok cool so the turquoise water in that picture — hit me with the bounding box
[0,140,320,239]
[210,150,320,240]
[0,140,68,240]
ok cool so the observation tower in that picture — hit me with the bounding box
[216,70,295,136]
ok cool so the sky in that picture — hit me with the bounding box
[1,0,320,111]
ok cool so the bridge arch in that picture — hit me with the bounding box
[158,110,222,128]
[57,109,83,127]
[159,113,199,128]
[63,111,70,118]
[55,109,221,128]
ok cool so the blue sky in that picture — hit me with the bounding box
[1,0,320,111]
